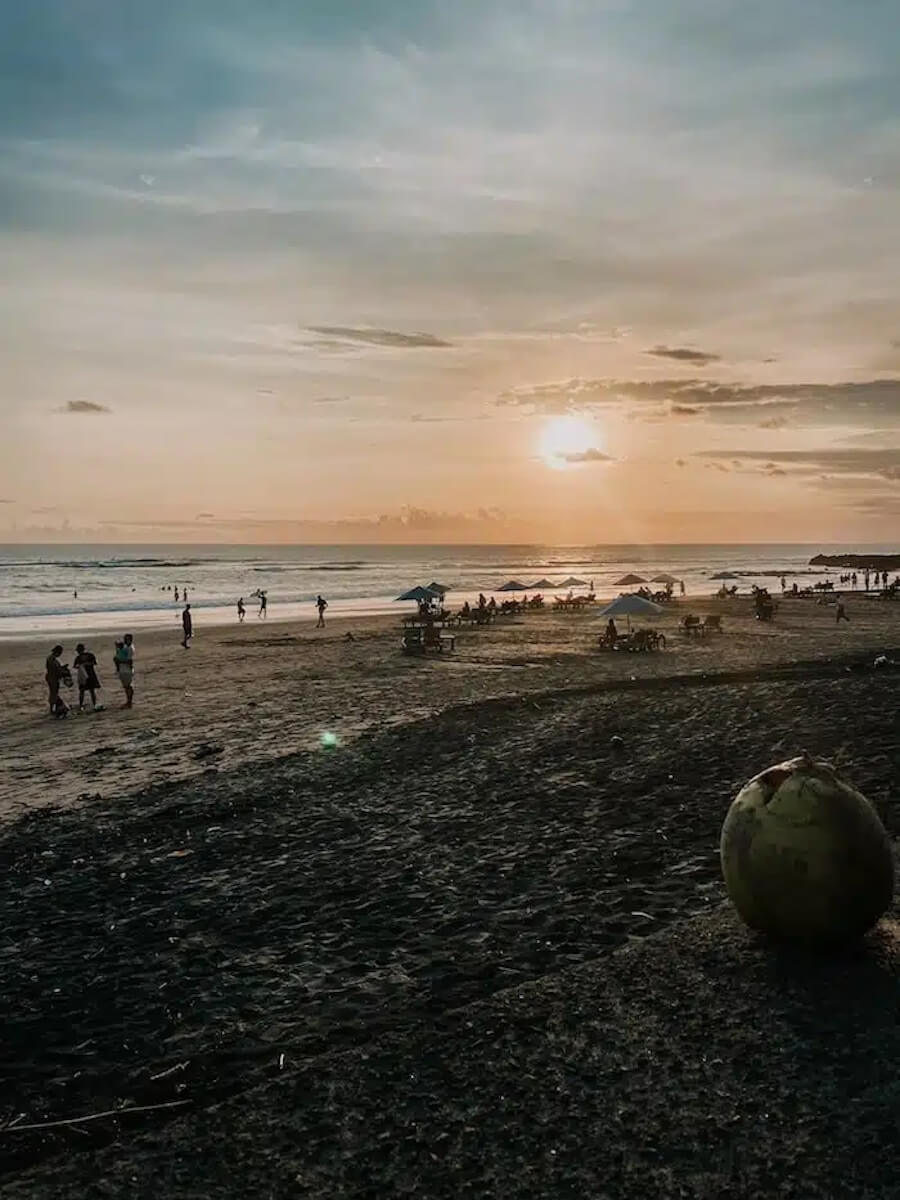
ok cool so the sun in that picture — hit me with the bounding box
[538,416,601,469]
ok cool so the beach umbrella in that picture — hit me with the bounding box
[497,579,527,592]
[395,585,441,603]
[615,573,647,586]
[599,592,663,631]
[428,580,450,595]
[531,578,556,589]
[711,571,739,580]
[559,576,588,588]
[651,573,678,584]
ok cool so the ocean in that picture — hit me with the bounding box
[0,543,888,638]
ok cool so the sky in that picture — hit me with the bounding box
[2,0,900,544]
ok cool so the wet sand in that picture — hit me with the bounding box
[1,596,899,1195]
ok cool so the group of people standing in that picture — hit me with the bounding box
[44,634,134,719]
[44,592,332,718]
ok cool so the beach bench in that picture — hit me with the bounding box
[680,615,703,637]
[702,615,723,634]
[401,627,455,655]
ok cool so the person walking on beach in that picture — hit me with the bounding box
[836,599,849,624]
[73,643,101,710]
[316,594,328,628]
[258,590,267,618]
[183,586,189,603]
[237,597,246,623]
[115,634,135,707]
[181,603,193,649]
[174,587,179,603]
[45,645,69,717]
[679,580,686,596]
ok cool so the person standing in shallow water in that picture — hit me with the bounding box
[237,597,245,623]
[181,603,193,649]
[258,591,267,618]
[316,594,328,628]
[836,599,849,624]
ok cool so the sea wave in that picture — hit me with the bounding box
[0,558,207,570]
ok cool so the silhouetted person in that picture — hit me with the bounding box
[73,643,101,710]
[45,645,67,717]
[115,634,135,707]
[181,603,192,649]
[237,597,246,622]
[183,586,189,603]
[679,580,686,596]
[864,570,870,591]
[836,599,849,623]
[316,595,328,627]
[174,587,179,603]
[604,618,618,646]
[258,591,267,618]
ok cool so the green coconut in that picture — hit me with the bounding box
[720,754,894,944]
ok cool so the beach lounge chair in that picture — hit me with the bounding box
[702,615,723,633]
[680,614,702,637]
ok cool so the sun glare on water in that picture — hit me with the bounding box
[538,416,602,469]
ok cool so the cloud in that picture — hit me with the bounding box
[758,414,789,429]
[307,327,452,349]
[497,377,900,427]
[560,447,615,464]
[670,403,701,415]
[696,448,900,480]
[196,511,215,519]
[647,346,720,365]
[312,395,348,404]
[675,458,687,468]
[0,498,13,503]
[59,400,111,414]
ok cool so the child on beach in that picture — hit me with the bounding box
[237,597,246,622]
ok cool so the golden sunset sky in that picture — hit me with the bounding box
[3,2,900,543]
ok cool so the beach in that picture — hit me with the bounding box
[2,595,899,1195]
[1,594,898,818]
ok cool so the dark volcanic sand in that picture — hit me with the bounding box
[1,662,898,1196]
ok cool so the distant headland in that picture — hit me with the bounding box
[810,552,900,570]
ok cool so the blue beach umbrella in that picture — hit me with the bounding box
[395,585,441,603]
[599,592,663,631]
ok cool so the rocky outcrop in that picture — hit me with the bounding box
[809,553,900,570]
